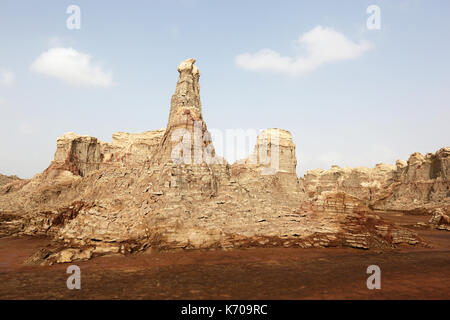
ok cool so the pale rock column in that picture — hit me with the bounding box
[158,58,216,165]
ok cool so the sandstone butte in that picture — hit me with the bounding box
[0,58,449,264]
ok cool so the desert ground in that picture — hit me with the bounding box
[1,211,448,300]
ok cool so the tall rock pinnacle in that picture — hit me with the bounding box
[167,58,202,130]
[157,58,216,165]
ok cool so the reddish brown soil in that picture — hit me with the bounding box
[0,212,449,300]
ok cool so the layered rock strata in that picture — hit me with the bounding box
[376,148,450,211]
[302,148,450,212]
[0,58,432,264]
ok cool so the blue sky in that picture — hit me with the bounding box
[0,0,449,178]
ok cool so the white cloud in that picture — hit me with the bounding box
[235,26,373,76]
[0,69,15,86]
[30,47,113,88]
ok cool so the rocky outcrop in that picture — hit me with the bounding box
[0,130,166,217]
[153,58,227,199]
[309,192,420,248]
[0,174,20,187]
[108,130,165,164]
[167,58,202,130]
[303,163,395,202]
[52,133,104,176]
[51,130,166,177]
[0,58,427,263]
[245,128,297,175]
[157,58,217,168]
[374,148,450,211]
[303,148,450,212]
[428,207,450,231]
[232,129,301,196]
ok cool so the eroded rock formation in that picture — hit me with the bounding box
[428,207,450,231]
[303,148,450,212]
[1,58,446,264]
[52,129,166,176]
[375,148,450,211]
[303,163,396,202]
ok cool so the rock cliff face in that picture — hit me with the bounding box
[51,129,166,177]
[303,163,396,202]
[302,148,449,212]
[246,128,297,175]
[0,58,442,264]
[374,148,450,211]
[234,128,301,195]
[52,133,104,177]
